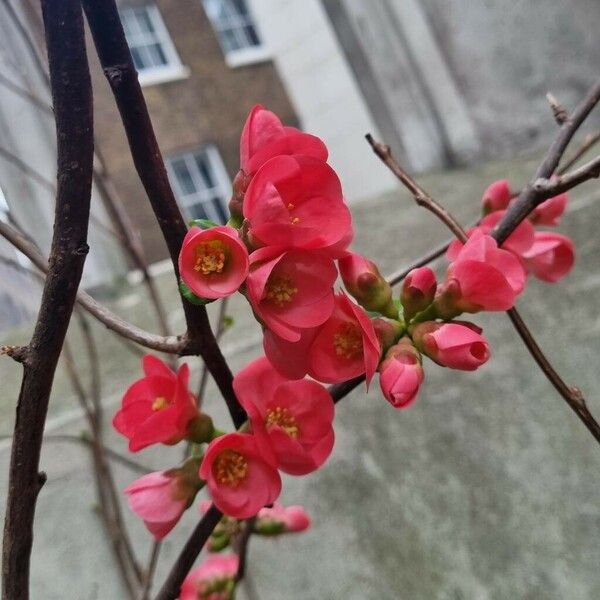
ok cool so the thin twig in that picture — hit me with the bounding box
[0,219,186,354]
[493,78,600,245]
[139,541,162,600]
[153,504,223,600]
[557,131,600,174]
[1,3,94,597]
[234,517,256,583]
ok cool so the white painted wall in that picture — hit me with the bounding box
[248,0,396,202]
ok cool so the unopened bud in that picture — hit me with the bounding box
[339,252,397,318]
[186,412,214,445]
[228,170,251,226]
[481,179,511,215]
[400,267,437,321]
[372,318,403,353]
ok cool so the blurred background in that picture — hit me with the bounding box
[1,1,599,598]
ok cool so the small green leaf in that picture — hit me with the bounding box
[188,218,218,229]
[222,315,234,330]
[179,280,214,305]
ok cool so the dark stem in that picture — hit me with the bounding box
[1,1,94,598]
[153,504,223,600]
[234,517,256,583]
[81,0,246,428]
[493,78,600,245]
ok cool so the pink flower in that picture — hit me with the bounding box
[246,247,337,342]
[179,226,249,300]
[234,357,335,476]
[522,231,575,283]
[243,155,352,252]
[412,321,490,371]
[199,433,281,519]
[240,104,328,177]
[447,211,535,259]
[180,554,238,600]
[438,231,526,315]
[378,338,424,409]
[124,462,201,539]
[400,267,437,320]
[529,192,569,226]
[482,179,511,214]
[113,356,198,452]
[263,326,318,380]
[338,252,396,317]
[307,292,381,385]
[255,503,311,535]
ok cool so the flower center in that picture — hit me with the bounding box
[265,406,299,438]
[213,450,248,486]
[333,323,363,359]
[151,396,169,411]
[265,275,298,307]
[287,202,300,225]
[194,242,226,275]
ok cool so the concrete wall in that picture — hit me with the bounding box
[411,0,600,158]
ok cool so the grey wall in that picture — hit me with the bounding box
[419,0,600,158]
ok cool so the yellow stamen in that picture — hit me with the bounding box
[213,450,248,486]
[290,216,300,224]
[193,241,226,276]
[265,275,298,307]
[333,323,363,359]
[265,406,299,438]
[151,396,169,411]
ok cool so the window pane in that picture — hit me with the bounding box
[188,202,210,221]
[203,0,262,54]
[170,159,196,195]
[130,47,147,71]
[195,154,216,188]
[146,43,168,67]
[135,8,155,34]
[210,197,228,224]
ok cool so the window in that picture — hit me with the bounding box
[119,5,189,86]
[166,146,231,224]
[202,0,270,67]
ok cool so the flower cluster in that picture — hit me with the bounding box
[113,107,576,596]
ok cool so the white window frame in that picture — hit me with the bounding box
[201,0,271,68]
[119,4,190,87]
[166,146,232,224]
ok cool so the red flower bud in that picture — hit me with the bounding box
[401,267,437,321]
[339,252,397,318]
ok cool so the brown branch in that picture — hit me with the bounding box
[366,131,600,445]
[493,78,600,245]
[153,504,223,600]
[506,308,600,442]
[557,131,600,174]
[81,0,245,429]
[0,219,186,354]
[365,134,467,241]
[234,517,256,583]
[531,154,600,197]
[1,1,94,597]
[139,541,162,600]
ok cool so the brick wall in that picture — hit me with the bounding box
[90,0,297,263]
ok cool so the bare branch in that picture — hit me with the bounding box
[2,2,94,597]
[493,78,600,245]
[557,131,600,174]
[153,504,223,600]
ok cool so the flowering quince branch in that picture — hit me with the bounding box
[557,131,600,173]
[366,94,600,442]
